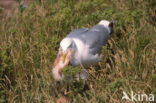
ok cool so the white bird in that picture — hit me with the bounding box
[52,20,114,97]
[52,19,113,81]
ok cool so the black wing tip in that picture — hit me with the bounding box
[109,20,116,34]
[109,20,116,28]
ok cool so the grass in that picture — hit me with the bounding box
[0,0,156,103]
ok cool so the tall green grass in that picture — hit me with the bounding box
[0,0,155,102]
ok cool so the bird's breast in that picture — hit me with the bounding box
[71,38,88,65]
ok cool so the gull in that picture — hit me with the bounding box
[52,20,114,97]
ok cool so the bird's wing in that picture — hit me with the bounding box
[81,25,111,54]
[81,30,101,54]
[66,25,110,55]
[67,28,89,38]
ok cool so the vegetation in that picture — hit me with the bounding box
[0,0,155,102]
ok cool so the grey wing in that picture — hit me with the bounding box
[66,26,110,55]
[83,29,110,55]
[84,30,102,54]
[67,28,89,38]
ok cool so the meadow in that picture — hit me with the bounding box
[0,0,155,103]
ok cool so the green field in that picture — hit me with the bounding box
[0,0,155,103]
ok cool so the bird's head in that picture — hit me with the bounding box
[59,38,75,64]
[52,40,74,81]
[52,37,75,81]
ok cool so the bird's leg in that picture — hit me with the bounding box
[79,69,90,91]
[67,78,70,92]
[83,80,90,91]
[66,74,73,93]
[60,80,65,96]
[53,81,59,97]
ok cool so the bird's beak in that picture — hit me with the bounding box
[62,52,67,63]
